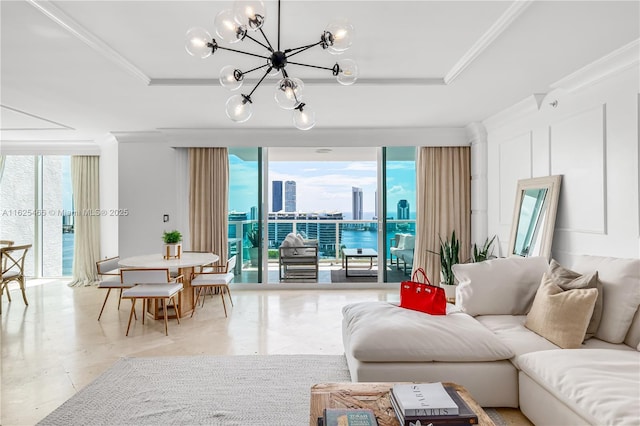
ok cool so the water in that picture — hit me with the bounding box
[63,232,74,275]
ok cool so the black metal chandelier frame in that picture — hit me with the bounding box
[204,0,346,114]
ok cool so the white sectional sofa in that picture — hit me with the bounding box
[342,255,640,425]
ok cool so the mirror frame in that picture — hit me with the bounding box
[508,175,562,260]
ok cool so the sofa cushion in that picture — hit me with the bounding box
[342,301,514,362]
[475,316,559,366]
[518,349,640,425]
[453,256,549,316]
[572,256,640,344]
[549,259,603,339]
[524,273,598,349]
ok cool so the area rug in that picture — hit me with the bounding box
[330,269,377,283]
[38,354,350,425]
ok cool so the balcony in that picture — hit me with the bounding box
[228,218,415,284]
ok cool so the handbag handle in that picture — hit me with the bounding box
[411,268,431,285]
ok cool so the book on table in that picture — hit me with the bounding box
[390,384,479,426]
[319,408,378,426]
[392,382,459,416]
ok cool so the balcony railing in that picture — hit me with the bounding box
[229,218,416,267]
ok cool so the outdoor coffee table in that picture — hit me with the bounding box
[309,382,496,426]
[341,248,378,277]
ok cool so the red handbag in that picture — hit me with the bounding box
[399,268,447,315]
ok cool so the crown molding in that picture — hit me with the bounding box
[0,105,74,130]
[482,93,546,132]
[0,140,99,155]
[26,0,150,85]
[444,0,534,85]
[550,38,639,93]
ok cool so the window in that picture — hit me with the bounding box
[0,155,74,277]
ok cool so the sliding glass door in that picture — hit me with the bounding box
[0,155,74,277]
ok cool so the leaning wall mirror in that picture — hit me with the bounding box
[508,175,562,260]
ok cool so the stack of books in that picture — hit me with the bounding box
[390,382,479,426]
[317,408,379,426]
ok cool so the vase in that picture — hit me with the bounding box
[442,283,458,303]
[163,243,182,259]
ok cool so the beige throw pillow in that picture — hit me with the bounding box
[525,273,598,349]
[548,259,603,339]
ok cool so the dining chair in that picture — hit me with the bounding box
[1,244,32,314]
[0,241,14,281]
[190,255,236,317]
[96,256,124,320]
[120,268,183,336]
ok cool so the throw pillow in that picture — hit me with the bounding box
[548,259,603,339]
[525,273,598,349]
[453,256,549,316]
[572,256,640,344]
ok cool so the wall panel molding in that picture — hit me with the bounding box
[551,104,607,234]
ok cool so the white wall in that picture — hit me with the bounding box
[484,60,639,265]
[117,142,182,258]
[96,134,119,259]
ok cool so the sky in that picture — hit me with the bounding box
[229,155,416,219]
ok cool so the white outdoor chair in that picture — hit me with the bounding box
[190,255,236,317]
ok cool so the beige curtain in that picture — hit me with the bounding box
[0,155,5,183]
[189,148,229,262]
[68,156,101,287]
[413,147,471,284]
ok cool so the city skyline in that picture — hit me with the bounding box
[229,157,416,219]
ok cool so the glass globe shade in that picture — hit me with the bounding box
[293,104,316,131]
[185,27,212,58]
[233,0,266,31]
[225,94,253,123]
[274,77,304,110]
[325,18,354,54]
[219,66,244,91]
[336,59,358,86]
[214,9,246,43]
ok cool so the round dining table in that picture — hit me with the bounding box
[119,252,219,318]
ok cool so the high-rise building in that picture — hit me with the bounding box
[352,187,363,220]
[397,199,410,220]
[272,181,283,212]
[284,181,296,212]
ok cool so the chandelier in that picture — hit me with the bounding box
[185,0,358,130]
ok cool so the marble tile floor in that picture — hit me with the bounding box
[1,279,532,425]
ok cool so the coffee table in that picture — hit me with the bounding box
[309,382,495,426]
[341,248,378,277]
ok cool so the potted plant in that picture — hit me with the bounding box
[437,230,460,300]
[247,229,260,266]
[162,230,182,259]
[470,235,496,263]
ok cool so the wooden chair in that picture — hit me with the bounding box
[120,268,183,336]
[96,256,125,320]
[1,244,32,314]
[191,255,236,317]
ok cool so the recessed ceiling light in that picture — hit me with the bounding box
[316,149,332,154]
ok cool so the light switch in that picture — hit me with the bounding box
[163,214,169,223]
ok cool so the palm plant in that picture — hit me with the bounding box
[470,235,496,263]
[438,230,460,286]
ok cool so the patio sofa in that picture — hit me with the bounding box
[342,255,640,425]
